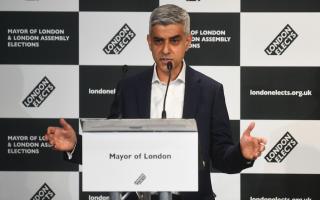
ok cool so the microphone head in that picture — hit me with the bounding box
[167,62,173,71]
[122,64,128,73]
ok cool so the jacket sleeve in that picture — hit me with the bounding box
[210,84,253,173]
[64,80,125,164]
[63,133,82,164]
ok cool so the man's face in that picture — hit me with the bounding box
[147,23,192,78]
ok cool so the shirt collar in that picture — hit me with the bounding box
[152,61,186,84]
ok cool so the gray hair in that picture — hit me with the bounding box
[149,4,190,35]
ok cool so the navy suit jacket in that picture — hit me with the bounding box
[73,66,252,200]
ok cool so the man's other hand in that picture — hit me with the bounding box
[44,118,77,152]
[240,122,267,160]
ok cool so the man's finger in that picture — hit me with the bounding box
[45,132,54,142]
[47,136,55,145]
[256,151,261,157]
[243,121,255,136]
[259,144,266,152]
[60,118,72,130]
[255,137,266,144]
[260,137,268,145]
[47,127,56,135]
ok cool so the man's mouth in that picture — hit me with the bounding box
[160,58,173,63]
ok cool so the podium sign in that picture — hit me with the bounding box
[81,119,198,192]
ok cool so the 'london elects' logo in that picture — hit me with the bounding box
[265,132,298,163]
[30,183,55,200]
[22,76,55,107]
[265,24,298,55]
[103,23,136,55]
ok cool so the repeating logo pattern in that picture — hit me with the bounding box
[30,183,55,200]
[22,76,55,107]
[265,24,298,55]
[103,24,136,55]
[265,132,298,163]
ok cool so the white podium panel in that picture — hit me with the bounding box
[82,119,198,192]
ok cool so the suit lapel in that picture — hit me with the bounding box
[136,68,153,118]
[183,66,201,119]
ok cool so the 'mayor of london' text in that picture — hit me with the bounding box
[8,29,65,35]
[7,28,71,48]
[250,89,312,97]
[191,30,226,36]
[109,153,172,161]
[7,135,52,155]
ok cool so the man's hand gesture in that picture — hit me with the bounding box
[44,118,77,152]
[240,122,267,160]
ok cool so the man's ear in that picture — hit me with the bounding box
[147,34,152,50]
[185,34,192,51]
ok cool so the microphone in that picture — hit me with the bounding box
[122,64,128,79]
[161,62,173,119]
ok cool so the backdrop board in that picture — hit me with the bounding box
[0,0,320,199]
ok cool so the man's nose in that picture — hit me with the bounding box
[161,42,170,54]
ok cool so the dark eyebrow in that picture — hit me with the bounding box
[152,35,182,41]
[153,36,163,40]
[170,35,182,40]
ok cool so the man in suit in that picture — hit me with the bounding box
[45,4,266,200]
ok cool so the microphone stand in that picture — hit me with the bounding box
[161,62,173,119]
[110,65,129,200]
[160,62,173,200]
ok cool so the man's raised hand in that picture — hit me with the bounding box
[240,122,267,160]
[44,118,77,152]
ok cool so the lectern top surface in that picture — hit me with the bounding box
[81,118,197,132]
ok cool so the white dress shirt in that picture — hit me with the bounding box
[150,62,186,119]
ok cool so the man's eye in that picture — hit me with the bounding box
[154,39,163,44]
[171,38,180,44]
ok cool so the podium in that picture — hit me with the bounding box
[81,119,198,200]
